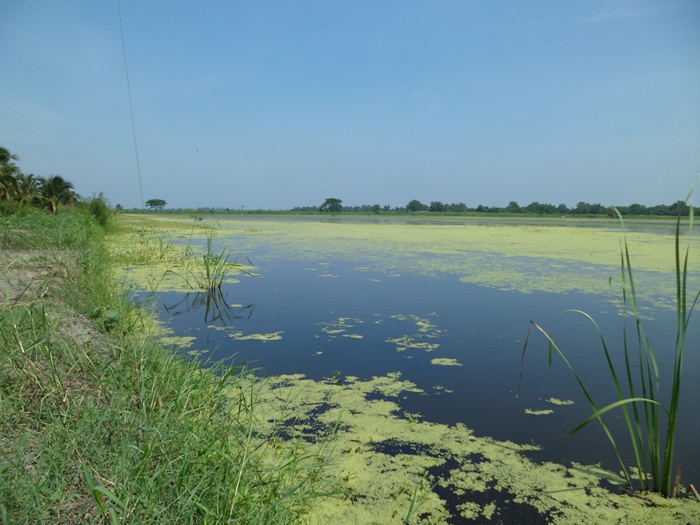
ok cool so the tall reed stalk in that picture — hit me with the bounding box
[521,195,698,497]
[170,231,251,292]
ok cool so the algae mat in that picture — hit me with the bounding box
[117,214,699,308]
[252,372,700,524]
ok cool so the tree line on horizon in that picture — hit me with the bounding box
[8,144,687,218]
[291,197,691,216]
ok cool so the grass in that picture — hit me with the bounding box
[0,208,336,523]
[194,232,251,291]
[521,194,698,497]
[165,231,252,292]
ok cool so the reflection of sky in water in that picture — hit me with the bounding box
[148,252,700,482]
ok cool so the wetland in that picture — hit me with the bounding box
[112,213,700,523]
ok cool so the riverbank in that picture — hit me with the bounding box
[0,209,333,523]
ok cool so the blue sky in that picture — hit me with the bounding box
[1,1,699,210]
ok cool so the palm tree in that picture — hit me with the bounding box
[40,175,76,214]
[0,146,20,203]
[0,146,19,167]
[16,173,42,207]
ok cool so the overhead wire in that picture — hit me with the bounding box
[117,0,144,208]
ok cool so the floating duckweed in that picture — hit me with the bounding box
[525,408,555,416]
[546,397,575,406]
[384,314,444,353]
[143,216,698,308]
[387,336,441,352]
[431,358,463,366]
[249,372,700,523]
[159,335,196,349]
[228,330,283,342]
[318,317,364,338]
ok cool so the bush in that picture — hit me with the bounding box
[86,192,113,229]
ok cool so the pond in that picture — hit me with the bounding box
[120,214,700,522]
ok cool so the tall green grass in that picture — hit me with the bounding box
[521,196,698,497]
[167,231,252,292]
[0,209,336,523]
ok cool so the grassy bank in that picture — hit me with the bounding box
[0,209,333,524]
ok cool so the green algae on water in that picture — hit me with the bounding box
[124,214,698,307]
[547,397,575,406]
[228,330,283,342]
[524,408,555,416]
[159,335,196,349]
[249,372,700,524]
[431,358,463,366]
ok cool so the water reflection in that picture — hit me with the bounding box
[162,288,255,325]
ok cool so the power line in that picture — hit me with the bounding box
[117,0,144,208]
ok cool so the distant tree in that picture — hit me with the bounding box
[524,201,541,214]
[627,203,647,216]
[319,197,342,213]
[524,201,556,214]
[506,201,521,213]
[447,202,467,212]
[669,200,690,216]
[429,201,446,212]
[406,199,428,212]
[574,201,607,215]
[371,204,381,214]
[145,198,167,210]
[557,203,569,214]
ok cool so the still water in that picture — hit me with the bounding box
[140,215,700,484]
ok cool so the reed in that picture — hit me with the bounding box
[170,232,251,292]
[521,192,698,497]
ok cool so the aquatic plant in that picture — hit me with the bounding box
[521,191,698,497]
[200,233,234,290]
[169,231,251,292]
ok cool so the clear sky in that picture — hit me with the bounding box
[1,1,699,210]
